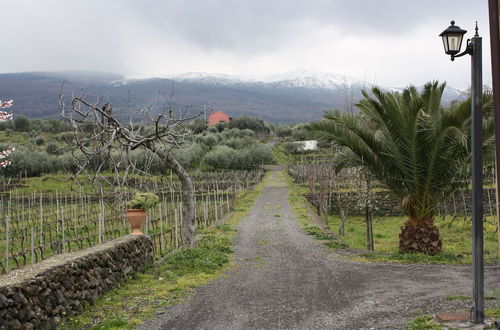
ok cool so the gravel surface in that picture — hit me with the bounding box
[141,170,500,329]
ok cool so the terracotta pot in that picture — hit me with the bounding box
[126,209,147,235]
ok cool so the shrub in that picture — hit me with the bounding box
[198,133,220,148]
[275,125,293,137]
[223,136,256,150]
[171,143,206,168]
[203,145,237,169]
[35,136,45,146]
[13,116,31,132]
[126,192,160,210]
[220,128,255,139]
[282,141,302,154]
[189,118,208,134]
[45,143,60,155]
[291,124,308,140]
[229,115,270,135]
[203,144,271,170]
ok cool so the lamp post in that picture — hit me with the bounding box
[440,21,484,324]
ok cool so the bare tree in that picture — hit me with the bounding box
[60,94,203,247]
[305,162,335,227]
[355,167,375,251]
[333,169,349,239]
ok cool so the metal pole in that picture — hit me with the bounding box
[488,0,500,255]
[471,32,484,324]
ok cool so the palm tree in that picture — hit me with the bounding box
[307,81,493,255]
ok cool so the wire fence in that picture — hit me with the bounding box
[0,169,264,274]
[288,162,498,221]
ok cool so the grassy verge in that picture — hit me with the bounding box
[285,172,348,250]
[328,214,500,264]
[271,144,291,165]
[286,170,500,264]
[405,316,442,330]
[57,174,267,329]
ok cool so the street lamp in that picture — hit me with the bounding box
[440,21,484,324]
[439,21,468,60]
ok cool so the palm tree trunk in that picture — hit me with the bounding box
[399,217,442,255]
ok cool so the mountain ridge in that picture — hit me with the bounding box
[0,70,464,124]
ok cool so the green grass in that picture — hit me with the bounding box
[486,306,500,318]
[327,214,500,264]
[303,224,334,240]
[405,316,442,330]
[285,173,349,250]
[58,230,235,329]
[284,169,500,264]
[444,295,470,301]
[271,144,291,165]
[0,130,28,144]
[57,172,268,329]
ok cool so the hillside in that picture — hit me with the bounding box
[0,71,463,124]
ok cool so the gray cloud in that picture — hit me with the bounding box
[121,0,487,52]
[0,0,491,88]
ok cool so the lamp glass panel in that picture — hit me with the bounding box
[447,34,463,52]
[441,36,449,53]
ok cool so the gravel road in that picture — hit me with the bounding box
[141,170,500,329]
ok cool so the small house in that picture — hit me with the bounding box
[208,111,231,126]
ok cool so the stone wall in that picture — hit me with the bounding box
[312,188,497,217]
[0,234,153,329]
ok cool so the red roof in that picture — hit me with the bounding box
[208,111,231,126]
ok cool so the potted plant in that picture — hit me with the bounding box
[126,192,160,235]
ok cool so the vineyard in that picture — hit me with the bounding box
[288,160,498,220]
[0,170,264,274]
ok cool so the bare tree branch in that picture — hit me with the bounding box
[60,92,205,246]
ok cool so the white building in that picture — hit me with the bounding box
[293,140,318,151]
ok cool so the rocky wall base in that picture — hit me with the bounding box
[0,235,153,329]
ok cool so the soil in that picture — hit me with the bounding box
[141,169,500,329]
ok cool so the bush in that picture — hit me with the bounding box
[189,118,208,134]
[35,136,45,146]
[275,125,293,137]
[238,144,272,168]
[291,124,308,140]
[198,133,220,148]
[14,116,31,132]
[203,144,272,170]
[220,128,255,139]
[282,141,302,154]
[222,136,256,150]
[203,145,237,169]
[229,115,270,135]
[45,143,61,155]
[171,143,206,168]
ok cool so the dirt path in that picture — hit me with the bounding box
[141,170,500,329]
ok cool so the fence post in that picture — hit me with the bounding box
[61,206,66,254]
[174,208,179,249]
[39,192,43,248]
[31,227,35,264]
[5,215,10,274]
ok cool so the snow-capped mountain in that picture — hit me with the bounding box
[0,70,466,124]
[258,69,364,89]
[164,69,364,90]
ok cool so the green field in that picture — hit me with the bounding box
[328,214,500,264]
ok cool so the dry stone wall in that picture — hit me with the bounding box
[0,234,153,329]
[323,188,497,217]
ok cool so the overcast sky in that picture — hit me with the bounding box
[0,0,492,89]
